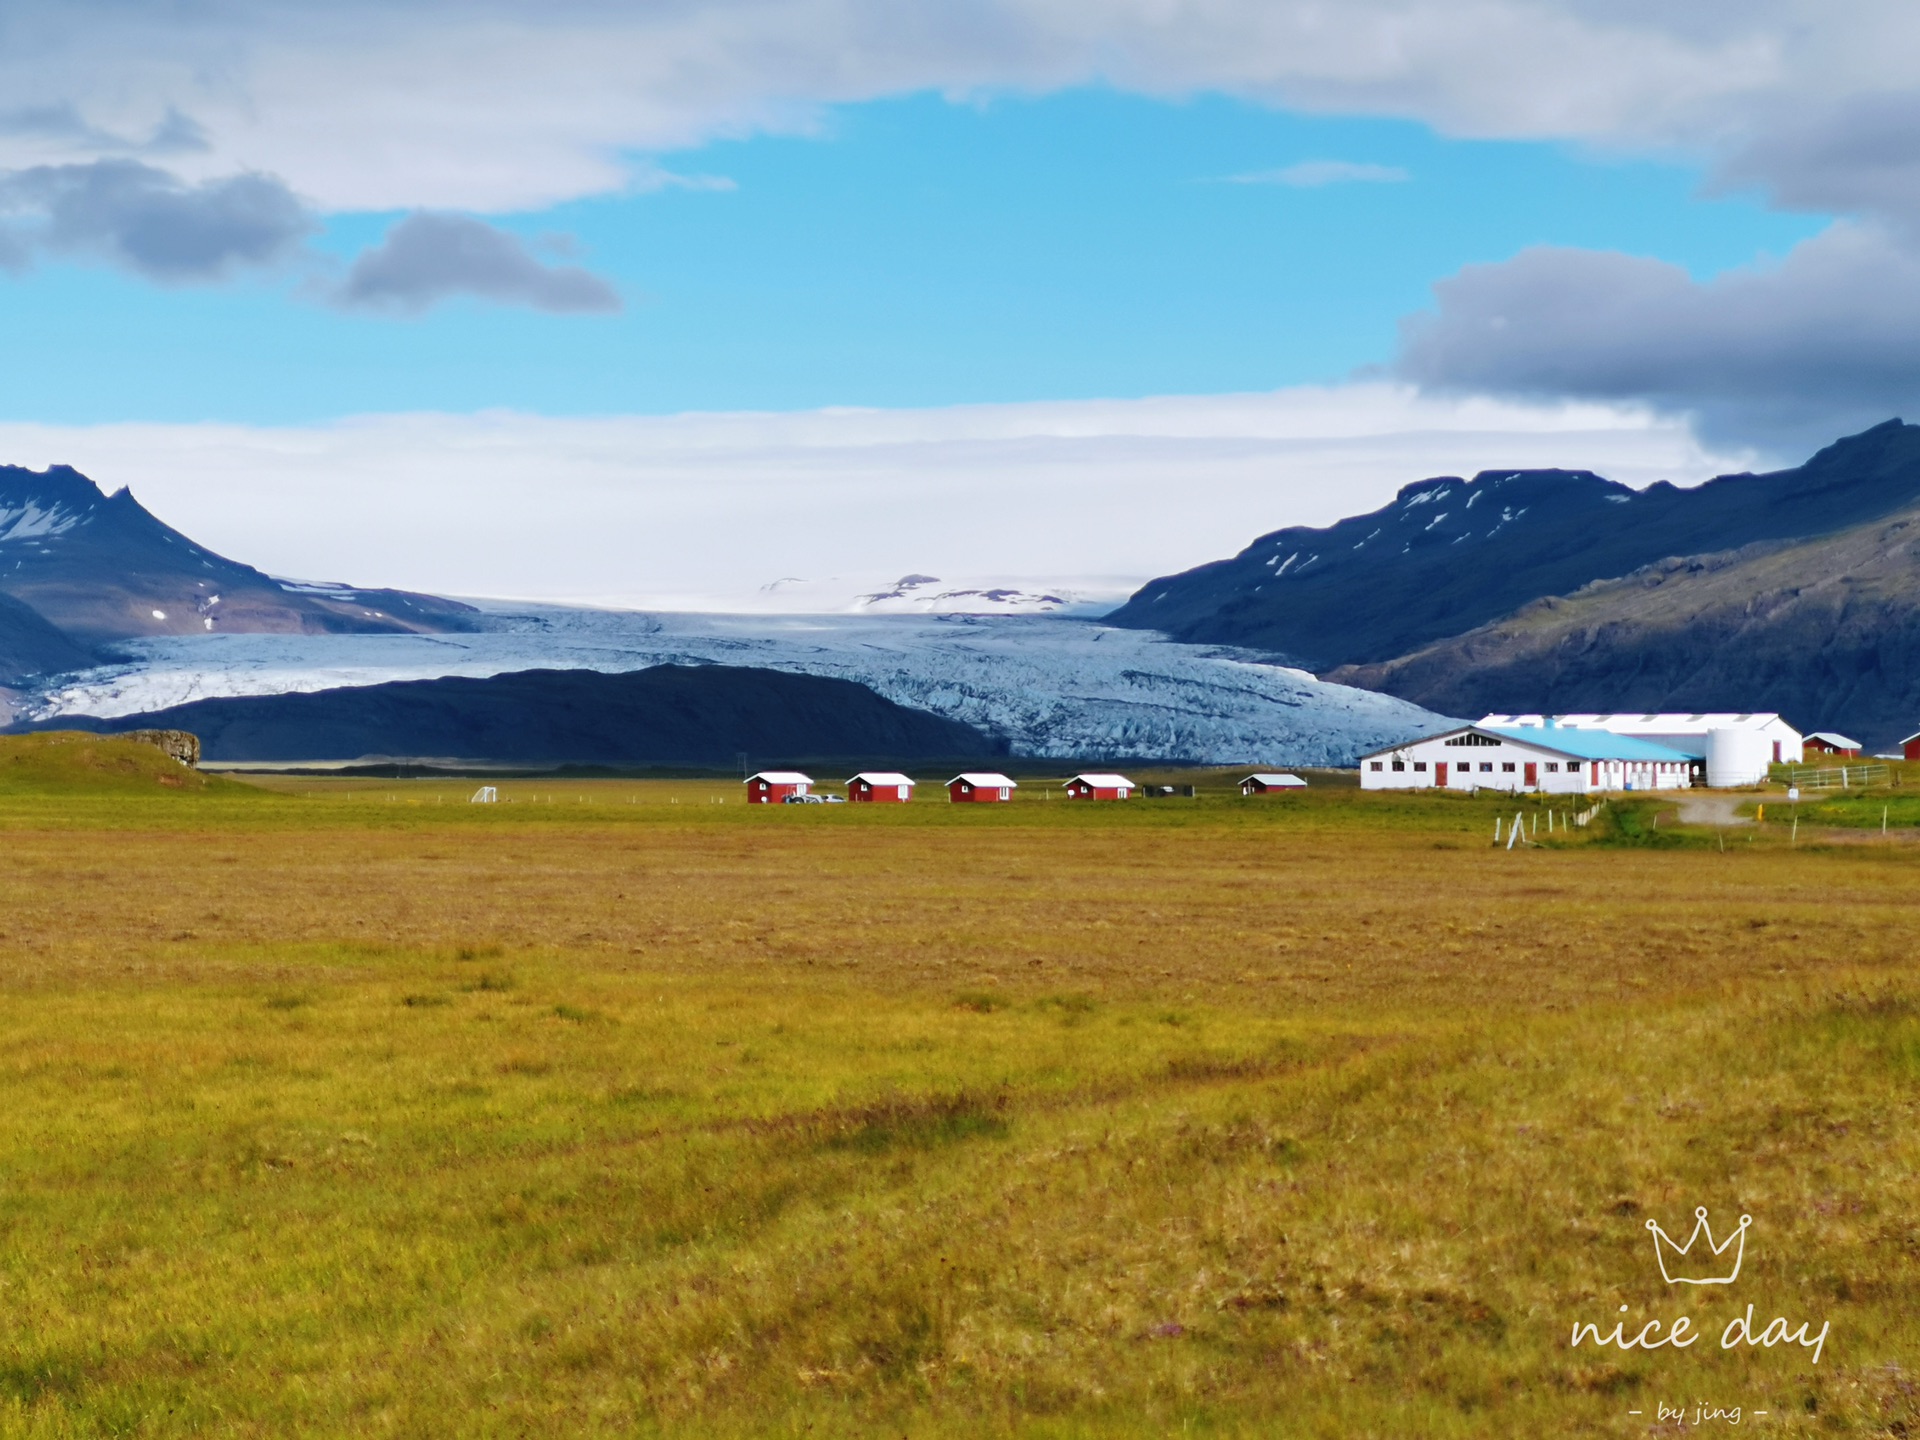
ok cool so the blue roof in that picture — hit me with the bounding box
[1483,726,1694,763]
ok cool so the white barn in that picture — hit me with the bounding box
[1360,723,1694,794]
[1480,713,1803,788]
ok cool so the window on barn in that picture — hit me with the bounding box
[1370,762,1384,771]
[1479,763,1493,772]
[1545,762,1558,772]
[1413,762,1427,772]
[1502,762,1515,772]
[1391,761,1405,771]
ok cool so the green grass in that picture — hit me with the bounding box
[0,748,1915,1434]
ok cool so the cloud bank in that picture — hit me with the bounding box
[0,2,1885,215]
[1396,223,1920,447]
[0,385,1756,610]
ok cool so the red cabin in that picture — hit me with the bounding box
[947,772,1016,803]
[847,771,915,803]
[1905,731,1920,763]
[744,770,813,804]
[1064,772,1134,800]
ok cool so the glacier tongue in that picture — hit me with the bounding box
[21,603,1454,765]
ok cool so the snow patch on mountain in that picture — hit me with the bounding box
[18,603,1453,764]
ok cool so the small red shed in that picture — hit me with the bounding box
[1904,730,1920,762]
[1064,772,1134,800]
[847,771,915,803]
[1804,732,1862,757]
[744,770,813,804]
[947,771,1016,803]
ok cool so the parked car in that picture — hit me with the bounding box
[782,793,845,804]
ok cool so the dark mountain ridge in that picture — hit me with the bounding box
[14,664,1003,767]
[0,463,478,648]
[1329,503,1920,748]
[1108,419,1920,668]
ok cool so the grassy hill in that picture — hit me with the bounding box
[0,731,239,796]
[1330,503,1920,748]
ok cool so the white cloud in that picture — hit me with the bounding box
[0,1,1863,213]
[1226,160,1409,186]
[0,385,1755,610]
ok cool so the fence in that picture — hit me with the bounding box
[1776,763,1890,791]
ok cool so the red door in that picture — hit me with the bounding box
[1524,763,1538,788]
[1436,762,1448,786]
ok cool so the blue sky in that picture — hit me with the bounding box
[2,90,1825,425]
[5,2,1917,603]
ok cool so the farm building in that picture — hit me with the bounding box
[745,770,813,803]
[948,772,1017,803]
[847,771,915,803]
[1360,723,1693,795]
[1480,712,1803,787]
[1804,732,1862,757]
[1240,773,1307,795]
[1905,730,1920,762]
[1064,773,1134,800]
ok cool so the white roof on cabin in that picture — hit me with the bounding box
[1805,732,1861,748]
[745,771,813,785]
[948,772,1017,787]
[1243,773,1307,786]
[1068,773,1134,787]
[848,771,916,786]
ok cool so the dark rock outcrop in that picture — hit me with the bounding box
[0,590,97,685]
[20,664,1004,767]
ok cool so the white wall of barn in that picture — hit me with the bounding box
[1360,733,1691,794]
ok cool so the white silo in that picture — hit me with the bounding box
[1705,727,1773,787]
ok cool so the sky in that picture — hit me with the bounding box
[4,2,1918,606]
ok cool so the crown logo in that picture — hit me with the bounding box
[1647,1207,1751,1285]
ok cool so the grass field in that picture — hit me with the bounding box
[0,734,1916,1436]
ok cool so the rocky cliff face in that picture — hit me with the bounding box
[1106,419,1920,669]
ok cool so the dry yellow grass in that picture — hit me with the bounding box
[0,751,1914,1435]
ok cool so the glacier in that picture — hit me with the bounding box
[18,603,1453,765]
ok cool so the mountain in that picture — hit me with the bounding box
[1106,419,1920,668]
[1328,505,1920,749]
[0,591,98,683]
[0,464,478,645]
[17,664,1003,766]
